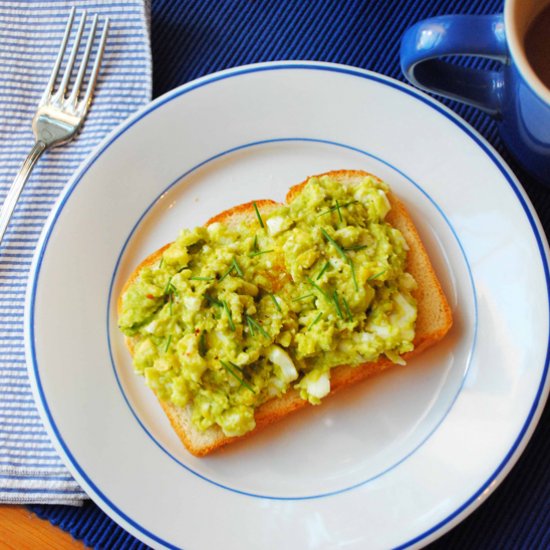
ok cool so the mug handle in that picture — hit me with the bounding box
[400,14,508,115]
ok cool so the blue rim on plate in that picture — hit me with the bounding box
[26,62,550,549]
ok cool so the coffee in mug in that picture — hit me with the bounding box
[525,5,550,93]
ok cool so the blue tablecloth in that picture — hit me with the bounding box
[29,0,550,547]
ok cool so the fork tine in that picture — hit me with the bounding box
[42,7,75,103]
[79,17,109,113]
[67,14,98,106]
[55,10,87,100]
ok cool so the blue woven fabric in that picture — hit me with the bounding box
[29,0,550,547]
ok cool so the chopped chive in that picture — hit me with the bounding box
[335,200,343,223]
[163,277,174,295]
[228,360,244,373]
[320,228,348,260]
[240,379,257,394]
[218,257,243,281]
[245,315,270,339]
[158,258,164,269]
[198,331,207,357]
[253,201,264,228]
[249,249,274,258]
[320,228,358,291]
[317,200,358,217]
[232,257,244,277]
[164,335,172,352]
[245,314,256,336]
[332,290,344,319]
[349,261,359,291]
[306,276,329,301]
[253,235,258,251]
[220,360,256,393]
[221,300,235,331]
[293,293,315,302]
[316,261,330,280]
[164,281,178,297]
[269,293,282,311]
[345,244,369,252]
[218,265,234,282]
[342,296,353,321]
[308,312,323,330]
[368,269,387,281]
[164,279,177,316]
[205,294,222,307]
[190,276,214,281]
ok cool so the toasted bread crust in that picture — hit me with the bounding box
[119,170,452,456]
[206,199,279,227]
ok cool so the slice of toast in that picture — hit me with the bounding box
[119,170,452,456]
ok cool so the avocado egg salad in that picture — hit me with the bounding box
[118,174,417,438]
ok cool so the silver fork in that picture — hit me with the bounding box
[0,7,109,245]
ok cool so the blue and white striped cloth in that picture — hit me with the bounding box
[0,0,151,505]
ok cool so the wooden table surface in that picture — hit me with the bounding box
[0,505,83,549]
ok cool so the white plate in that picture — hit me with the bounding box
[26,62,550,549]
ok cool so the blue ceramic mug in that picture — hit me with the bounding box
[400,0,550,183]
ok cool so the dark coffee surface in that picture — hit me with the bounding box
[525,4,550,91]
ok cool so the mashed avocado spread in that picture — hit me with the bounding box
[119,175,417,437]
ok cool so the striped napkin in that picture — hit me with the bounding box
[0,0,151,505]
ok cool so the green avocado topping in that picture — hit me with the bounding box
[119,174,417,437]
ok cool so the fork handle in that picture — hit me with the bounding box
[0,141,47,245]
